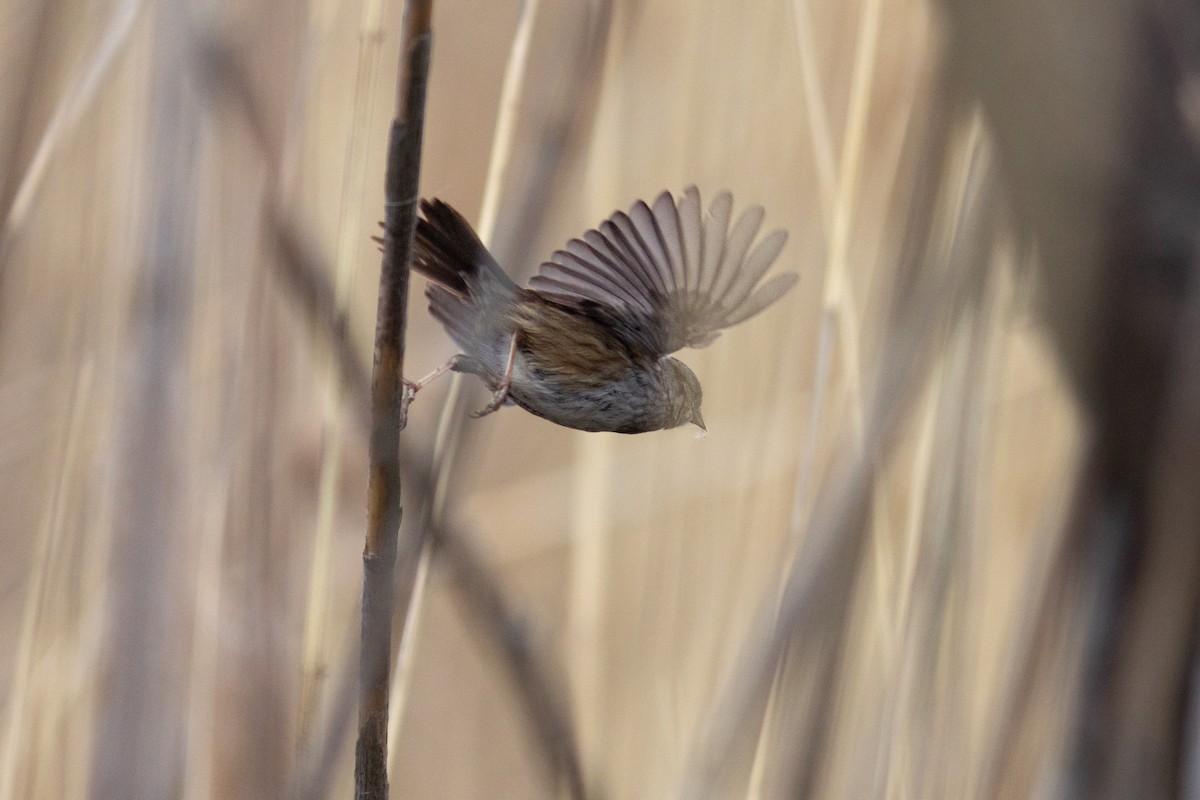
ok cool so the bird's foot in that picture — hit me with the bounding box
[399,380,417,429]
[470,333,519,419]
[401,377,420,405]
[471,380,511,418]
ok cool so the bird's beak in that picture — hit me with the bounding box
[690,408,706,433]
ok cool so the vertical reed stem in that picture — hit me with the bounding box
[355,2,432,797]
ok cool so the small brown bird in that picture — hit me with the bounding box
[406,187,797,433]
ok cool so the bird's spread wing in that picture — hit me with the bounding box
[527,187,798,355]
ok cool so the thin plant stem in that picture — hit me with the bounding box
[356,1,432,797]
[89,2,199,792]
[298,0,387,754]
[0,360,93,800]
[0,0,143,266]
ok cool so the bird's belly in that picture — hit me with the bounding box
[507,359,661,433]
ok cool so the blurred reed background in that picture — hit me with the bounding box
[2,0,1199,798]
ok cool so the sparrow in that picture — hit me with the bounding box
[405,187,797,434]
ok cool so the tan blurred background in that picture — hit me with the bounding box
[0,0,1088,798]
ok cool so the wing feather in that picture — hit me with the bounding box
[710,205,764,303]
[531,189,797,354]
[723,273,799,327]
[582,229,657,300]
[564,239,655,312]
[604,217,667,298]
[530,251,644,310]
[718,228,788,310]
[630,200,676,295]
[700,192,733,294]
[651,191,687,293]
[677,186,703,293]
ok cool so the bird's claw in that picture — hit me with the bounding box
[471,383,511,418]
[399,379,420,429]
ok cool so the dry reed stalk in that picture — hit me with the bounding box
[788,146,997,800]
[191,32,375,789]
[429,516,589,800]
[181,459,231,800]
[868,120,989,797]
[488,1,613,271]
[891,136,1000,799]
[298,0,388,756]
[0,0,142,266]
[790,0,837,231]
[1121,278,1200,796]
[565,7,622,791]
[745,2,887,791]
[476,0,539,248]
[355,0,432,796]
[0,359,92,800]
[88,1,200,794]
[0,2,52,246]
[974,476,1082,799]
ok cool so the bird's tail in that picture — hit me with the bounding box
[412,198,518,355]
[412,199,517,301]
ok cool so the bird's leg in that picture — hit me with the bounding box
[405,355,470,395]
[401,354,471,424]
[471,334,518,418]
